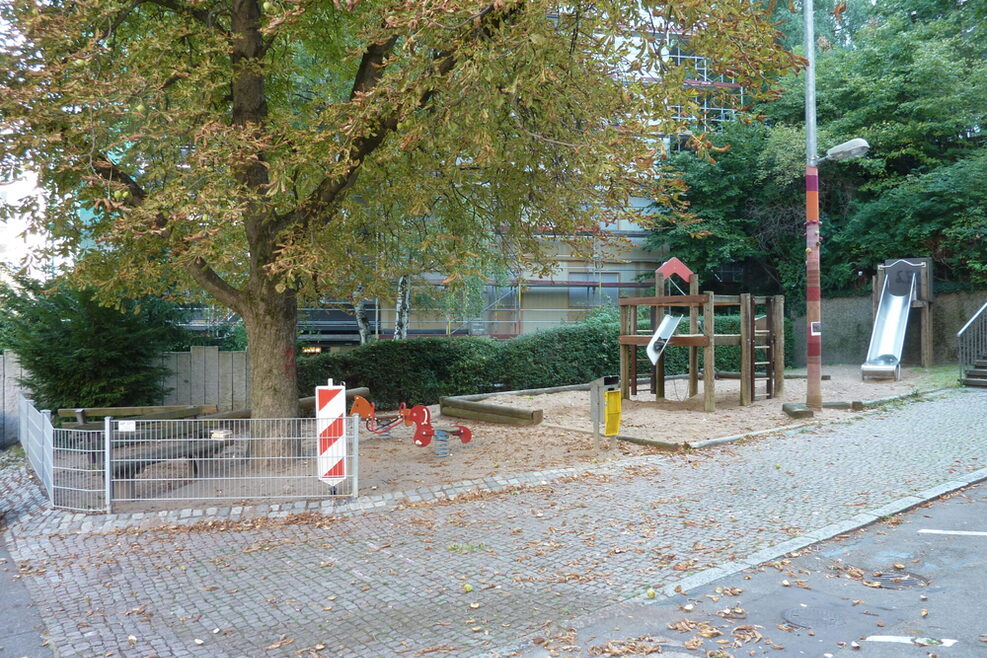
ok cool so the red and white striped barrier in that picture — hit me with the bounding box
[316,380,347,486]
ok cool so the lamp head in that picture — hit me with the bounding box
[824,137,870,161]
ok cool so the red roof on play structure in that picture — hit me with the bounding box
[656,257,694,283]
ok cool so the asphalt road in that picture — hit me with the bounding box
[522,481,987,657]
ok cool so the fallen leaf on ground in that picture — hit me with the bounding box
[266,635,294,650]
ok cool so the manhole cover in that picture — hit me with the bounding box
[782,606,846,629]
[868,571,929,590]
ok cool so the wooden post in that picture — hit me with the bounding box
[619,304,631,400]
[703,291,715,412]
[688,276,699,398]
[649,305,658,395]
[655,273,665,399]
[773,295,786,396]
[630,304,639,396]
[919,265,933,367]
[921,304,933,367]
[630,344,638,395]
[739,293,752,406]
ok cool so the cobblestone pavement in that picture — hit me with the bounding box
[2,389,986,657]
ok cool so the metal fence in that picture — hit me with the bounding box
[17,395,360,513]
[958,301,987,380]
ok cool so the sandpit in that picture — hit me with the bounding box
[354,365,941,495]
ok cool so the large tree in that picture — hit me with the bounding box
[0,0,796,434]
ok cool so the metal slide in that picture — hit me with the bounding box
[646,315,682,366]
[861,270,917,380]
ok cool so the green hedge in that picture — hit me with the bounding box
[493,321,621,391]
[297,314,794,407]
[296,337,500,408]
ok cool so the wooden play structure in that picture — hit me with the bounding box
[618,258,786,411]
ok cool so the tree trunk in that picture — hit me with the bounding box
[354,299,371,345]
[394,275,410,340]
[352,285,372,345]
[243,289,301,457]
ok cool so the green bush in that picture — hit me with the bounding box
[493,321,621,391]
[0,278,182,410]
[296,311,794,407]
[297,337,501,408]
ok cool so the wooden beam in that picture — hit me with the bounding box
[740,292,752,406]
[689,276,699,397]
[439,397,543,426]
[703,291,715,412]
[619,335,709,347]
[61,405,219,430]
[655,273,665,399]
[773,295,785,396]
[921,303,933,367]
[56,404,215,418]
[199,388,371,421]
[619,304,631,400]
[619,295,706,306]
[440,397,539,419]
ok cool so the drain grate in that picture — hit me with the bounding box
[782,606,846,629]
[868,570,929,590]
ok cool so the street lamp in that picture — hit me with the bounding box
[804,0,869,412]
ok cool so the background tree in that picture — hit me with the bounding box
[0,0,797,436]
[0,278,183,410]
[656,0,986,302]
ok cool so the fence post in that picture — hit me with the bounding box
[40,409,53,501]
[352,416,359,499]
[104,417,113,514]
[18,396,27,453]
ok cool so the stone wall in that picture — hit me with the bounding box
[792,289,987,367]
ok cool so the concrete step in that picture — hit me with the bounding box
[965,368,987,378]
[975,359,987,369]
[961,377,987,387]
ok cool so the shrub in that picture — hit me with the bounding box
[493,322,621,391]
[296,311,794,407]
[297,337,500,408]
[0,278,182,410]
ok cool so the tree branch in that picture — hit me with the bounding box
[89,155,245,311]
[349,34,399,101]
[297,3,525,228]
[90,155,147,201]
[187,258,245,311]
[145,0,228,32]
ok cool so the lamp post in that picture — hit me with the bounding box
[804,0,868,411]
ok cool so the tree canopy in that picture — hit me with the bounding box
[0,0,797,420]
[654,0,986,302]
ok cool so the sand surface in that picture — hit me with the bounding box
[355,365,924,495]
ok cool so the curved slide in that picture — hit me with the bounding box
[861,269,918,380]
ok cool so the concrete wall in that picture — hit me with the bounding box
[2,347,250,447]
[792,290,987,367]
[158,346,250,410]
[1,352,26,448]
